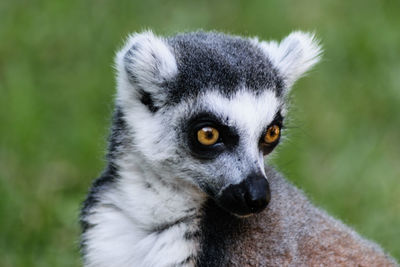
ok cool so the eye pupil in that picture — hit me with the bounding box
[204,129,214,139]
[264,125,280,143]
[197,127,219,145]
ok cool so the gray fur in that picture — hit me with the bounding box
[165,31,284,103]
[226,167,397,266]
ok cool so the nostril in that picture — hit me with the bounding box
[244,174,270,213]
[245,192,269,213]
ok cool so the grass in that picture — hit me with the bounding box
[0,0,399,265]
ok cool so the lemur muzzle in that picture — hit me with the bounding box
[218,172,270,216]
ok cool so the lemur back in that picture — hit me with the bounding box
[80,31,398,266]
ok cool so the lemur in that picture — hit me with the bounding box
[80,30,398,266]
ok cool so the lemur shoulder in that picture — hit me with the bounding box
[80,30,398,266]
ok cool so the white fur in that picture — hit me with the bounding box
[115,31,178,109]
[83,154,204,267]
[252,31,322,89]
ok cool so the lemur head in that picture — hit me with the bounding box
[114,31,321,216]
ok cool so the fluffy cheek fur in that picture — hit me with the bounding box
[123,105,179,164]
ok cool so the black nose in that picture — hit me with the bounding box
[244,173,270,213]
[218,173,270,216]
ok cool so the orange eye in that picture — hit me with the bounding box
[197,127,219,146]
[264,125,280,144]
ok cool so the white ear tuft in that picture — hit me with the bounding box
[255,31,322,89]
[115,31,178,106]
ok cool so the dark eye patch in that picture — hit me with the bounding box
[186,112,239,160]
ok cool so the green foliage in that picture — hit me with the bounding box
[1,0,399,265]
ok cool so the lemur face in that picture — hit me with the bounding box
[115,31,321,216]
[174,89,283,215]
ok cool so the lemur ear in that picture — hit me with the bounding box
[254,31,322,90]
[115,31,178,112]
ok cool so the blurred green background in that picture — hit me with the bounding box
[1,0,399,266]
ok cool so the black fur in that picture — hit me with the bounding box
[152,214,198,234]
[80,108,128,235]
[178,255,196,266]
[165,31,284,104]
[80,108,131,255]
[79,164,118,258]
[138,89,159,113]
[184,229,201,240]
[196,199,242,267]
